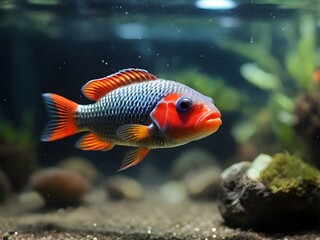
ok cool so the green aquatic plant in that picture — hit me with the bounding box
[219,23,285,76]
[268,93,300,150]
[0,110,37,191]
[286,14,316,92]
[219,13,318,154]
[165,70,246,112]
[262,0,320,11]
[240,63,281,91]
[259,153,320,194]
[0,110,36,148]
[220,14,317,92]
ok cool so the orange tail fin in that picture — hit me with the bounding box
[41,93,78,141]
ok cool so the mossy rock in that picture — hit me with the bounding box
[259,153,320,194]
[218,153,320,229]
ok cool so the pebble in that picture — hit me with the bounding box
[29,168,91,208]
[58,156,99,183]
[171,148,218,179]
[105,175,143,201]
[184,166,221,200]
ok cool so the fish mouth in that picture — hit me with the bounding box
[196,111,222,132]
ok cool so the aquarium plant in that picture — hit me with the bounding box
[219,13,319,158]
[161,70,247,113]
[0,110,36,148]
[0,110,37,190]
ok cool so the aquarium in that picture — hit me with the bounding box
[1,0,320,239]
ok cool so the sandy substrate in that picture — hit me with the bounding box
[0,190,319,240]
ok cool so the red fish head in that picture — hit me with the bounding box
[150,93,222,143]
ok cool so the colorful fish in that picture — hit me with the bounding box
[41,69,222,171]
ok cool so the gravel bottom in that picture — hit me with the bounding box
[0,190,319,240]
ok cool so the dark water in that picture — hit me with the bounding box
[2,2,320,239]
[0,0,319,176]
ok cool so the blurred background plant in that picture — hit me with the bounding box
[0,109,36,148]
[0,109,37,191]
[217,13,320,164]
[160,70,247,113]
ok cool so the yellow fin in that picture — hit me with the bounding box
[82,69,157,101]
[75,132,114,151]
[116,124,151,142]
[118,147,150,171]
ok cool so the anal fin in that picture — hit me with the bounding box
[118,147,150,171]
[76,132,114,151]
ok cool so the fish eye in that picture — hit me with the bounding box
[176,97,193,112]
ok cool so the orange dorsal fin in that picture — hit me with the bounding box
[75,132,114,151]
[82,68,157,101]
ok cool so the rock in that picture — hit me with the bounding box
[171,148,218,179]
[106,175,143,201]
[159,180,187,204]
[218,153,320,228]
[0,168,11,203]
[0,144,35,191]
[58,156,99,183]
[29,168,91,208]
[19,191,45,209]
[184,166,221,200]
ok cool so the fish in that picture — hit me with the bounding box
[41,68,222,171]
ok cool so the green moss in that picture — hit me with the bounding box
[259,153,320,194]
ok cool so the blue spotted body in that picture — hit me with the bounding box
[76,79,199,148]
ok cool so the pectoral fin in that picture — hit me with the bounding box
[118,147,150,171]
[116,124,151,142]
[76,132,114,151]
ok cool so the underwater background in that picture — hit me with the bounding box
[1,0,320,239]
